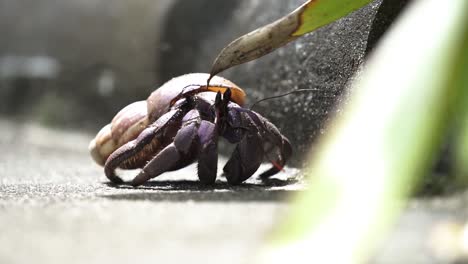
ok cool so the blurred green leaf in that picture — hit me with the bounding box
[453,26,468,185]
[210,0,373,77]
[257,0,468,263]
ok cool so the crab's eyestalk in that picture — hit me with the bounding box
[223,88,232,102]
[89,101,148,166]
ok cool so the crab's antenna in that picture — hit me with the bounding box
[249,88,320,111]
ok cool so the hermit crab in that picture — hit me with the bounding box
[89,73,292,186]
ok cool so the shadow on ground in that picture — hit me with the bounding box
[101,178,303,202]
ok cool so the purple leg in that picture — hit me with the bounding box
[104,109,185,184]
[241,110,293,179]
[222,110,264,184]
[197,120,218,184]
[104,127,160,184]
[221,105,293,182]
[131,111,203,186]
[223,131,263,184]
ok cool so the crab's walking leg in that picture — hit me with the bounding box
[104,128,157,184]
[222,112,264,185]
[131,124,197,186]
[223,132,263,184]
[196,120,218,184]
[238,110,293,179]
[104,108,187,184]
[131,110,219,186]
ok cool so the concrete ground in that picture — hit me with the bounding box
[0,119,303,264]
[1,119,468,264]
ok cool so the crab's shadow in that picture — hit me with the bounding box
[101,177,304,202]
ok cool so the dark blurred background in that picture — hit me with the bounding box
[0,0,173,129]
[0,0,410,166]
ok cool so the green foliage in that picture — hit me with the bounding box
[293,0,373,36]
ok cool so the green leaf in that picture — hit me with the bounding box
[209,0,373,78]
[293,0,373,36]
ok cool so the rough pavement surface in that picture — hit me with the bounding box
[1,118,468,264]
[0,119,303,264]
